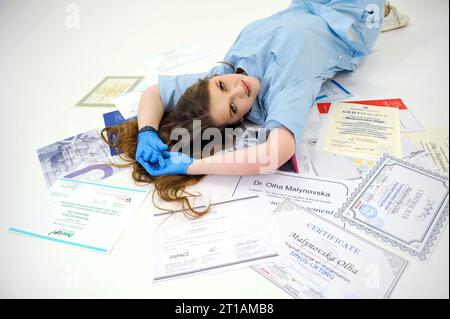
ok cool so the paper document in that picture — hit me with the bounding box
[231,172,357,225]
[37,128,118,187]
[295,111,436,180]
[316,80,353,103]
[144,45,210,73]
[9,178,149,253]
[151,196,279,281]
[336,154,449,260]
[404,128,449,177]
[317,98,424,133]
[112,90,143,120]
[252,199,408,299]
[76,76,144,107]
[319,102,402,159]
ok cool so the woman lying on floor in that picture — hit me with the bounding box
[103,0,409,216]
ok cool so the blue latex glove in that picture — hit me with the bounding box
[142,151,193,176]
[135,131,168,169]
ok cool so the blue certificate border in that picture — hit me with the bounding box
[9,227,108,253]
[336,154,449,260]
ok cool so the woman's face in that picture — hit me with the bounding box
[208,73,260,126]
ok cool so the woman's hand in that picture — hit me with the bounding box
[135,131,168,169]
[142,151,193,176]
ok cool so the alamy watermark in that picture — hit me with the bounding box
[65,3,80,29]
[167,120,281,173]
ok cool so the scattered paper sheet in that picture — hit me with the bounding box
[336,154,449,260]
[151,196,279,281]
[318,102,402,159]
[404,128,449,177]
[316,79,353,103]
[252,199,408,299]
[144,45,211,73]
[36,128,118,187]
[231,171,357,224]
[9,178,149,254]
[76,76,144,107]
[294,110,438,179]
[316,99,424,133]
[112,90,143,120]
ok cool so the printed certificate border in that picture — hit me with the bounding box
[335,154,449,260]
[76,76,144,107]
[252,198,408,299]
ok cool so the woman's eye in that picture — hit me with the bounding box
[231,103,237,114]
[219,81,226,91]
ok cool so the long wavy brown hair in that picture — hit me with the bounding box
[101,64,240,218]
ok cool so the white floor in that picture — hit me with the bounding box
[0,0,448,298]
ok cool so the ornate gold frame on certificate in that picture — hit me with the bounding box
[76,76,144,107]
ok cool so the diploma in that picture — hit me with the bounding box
[151,196,279,281]
[76,76,144,107]
[321,102,402,159]
[232,172,357,224]
[9,178,148,253]
[336,154,449,260]
[252,199,408,299]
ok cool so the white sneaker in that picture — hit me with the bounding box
[382,2,410,32]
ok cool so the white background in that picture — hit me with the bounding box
[0,0,448,298]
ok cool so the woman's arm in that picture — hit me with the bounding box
[137,85,165,130]
[186,127,296,176]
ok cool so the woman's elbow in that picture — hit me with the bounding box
[258,132,295,174]
[272,128,296,166]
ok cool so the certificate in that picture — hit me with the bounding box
[231,172,357,224]
[144,44,210,73]
[316,98,424,133]
[9,178,148,253]
[405,128,449,177]
[36,128,118,187]
[336,154,449,260]
[152,196,279,281]
[321,102,402,159]
[76,76,144,107]
[252,199,408,299]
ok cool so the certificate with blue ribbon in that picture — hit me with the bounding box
[336,154,449,260]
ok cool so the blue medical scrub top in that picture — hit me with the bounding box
[158,0,384,151]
